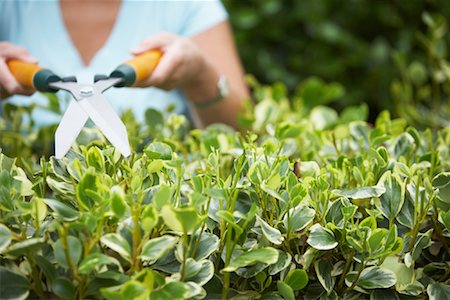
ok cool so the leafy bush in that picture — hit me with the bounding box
[0,81,449,299]
[223,0,450,120]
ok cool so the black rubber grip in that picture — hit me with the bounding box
[34,69,61,92]
[110,64,135,87]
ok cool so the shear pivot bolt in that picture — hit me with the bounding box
[80,86,94,97]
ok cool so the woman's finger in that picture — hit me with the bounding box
[143,47,182,87]
[0,45,37,63]
[131,32,177,54]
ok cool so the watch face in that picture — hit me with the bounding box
[218,75,229,98]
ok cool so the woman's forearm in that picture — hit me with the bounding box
[181,59,248,129]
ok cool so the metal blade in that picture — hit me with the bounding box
[55,100,89,159]
[93,77,123,93]
[78,94,131,157]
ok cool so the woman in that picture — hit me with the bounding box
[0,0,248,129]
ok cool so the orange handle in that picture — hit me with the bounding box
[124,50,162,84]
[7,60,42,90]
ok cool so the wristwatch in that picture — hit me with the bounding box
[195,74,229,109]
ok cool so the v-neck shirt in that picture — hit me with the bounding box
[0,0,227,127]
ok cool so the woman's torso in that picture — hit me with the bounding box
[0,0,227,126]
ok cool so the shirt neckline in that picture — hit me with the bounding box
[54,0,125,69]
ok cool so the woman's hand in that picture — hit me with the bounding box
[0,42,37,99]
[131,32,219,101]
[132,23,249,129]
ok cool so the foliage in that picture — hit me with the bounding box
[0,81,449,299]
[223,0,450,123]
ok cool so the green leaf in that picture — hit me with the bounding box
[346,266,396,289]
[285,269,308,291]
[299,78,344,108]
[141,235,178,264]
[315,259,335,293]
[248,161,270,185]
[184,281,206,299]
[283,204,315,232]
[177,257,198,278]
[441,210,450,232]
[236,262,269,279]
[161,205,199,234]
[52,277,75,300]
[307,224,338,250]
[268,251,292,275]
[392,133,415,159]
[101,269,153,299]
[310,106,338,130]
[66,158,84,182]
[427,282,450,300]
[43,198,79,221]
[222,247,279,272]
[380,256,416,292]
[153,185,174,211]
[141,205,158,234]
[334,186,385,199]
[433,172,450,203]
[101,233,131,261]
[375,171,405,223]
[400,281,425,296]
[110,186,127,218]
[34,255,57,284]
[187,259,214,286]
[78,253,123,274]
[325,199,345,227]
[76,168,101,210]
[275,122,302,139]
[144,142,173,160]
[297,161,320,178]
[14,167,34,196]
[396,192,415,229]
[0,267,30,300]
[368,229,386,254]
[150,282,190,300]
[86,146,105,173]
[277,280,295,300]
[47,177,75,196]
[257,215,283,245]
[101,281,147,300]
[53,236,82,269]
[6,237,45,256]
[411,230,432,262]
[189,232,220,261]
[0,224,12,253]
[216,210,243,235]
[145,108,164,130]
[147,159,164,174]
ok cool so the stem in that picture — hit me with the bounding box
[60,225,77,280]
[130,203,142,273]
[33,200,41,238]
[222,234,233,299]
[345,230,368,293]
[222,272,230,300]
[27,254,44,299]
[174,165,184,207]
[191,197,212,258]
[180,233,188,281]
[337,250,354,293]
[431,197,449,256]
[346,261,366,293]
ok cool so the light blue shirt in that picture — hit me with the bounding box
[0,0,227,126]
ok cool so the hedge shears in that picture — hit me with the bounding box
[7,50,161,159]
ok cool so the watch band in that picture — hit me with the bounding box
[195,75,228,109]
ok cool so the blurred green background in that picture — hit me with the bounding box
[222,0,450,126]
